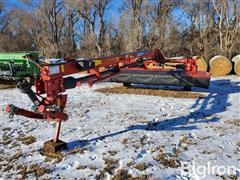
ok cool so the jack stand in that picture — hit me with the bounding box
[43,121,67,153]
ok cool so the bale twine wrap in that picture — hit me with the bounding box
[192,56,208,71]
[209,55,232,76]
[231,55,240,75]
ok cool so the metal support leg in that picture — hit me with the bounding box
[53,121,61,143]
[43,121,67,153]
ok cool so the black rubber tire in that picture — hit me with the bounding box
[183,86,191,91]
[123,82,131,87]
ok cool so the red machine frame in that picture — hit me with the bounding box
[6,49,210,152]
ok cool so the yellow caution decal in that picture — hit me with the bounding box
[60,65,64,73]
[94,60,102,66]
[56,99,61,108]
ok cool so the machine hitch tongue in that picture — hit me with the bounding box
[6,104,18,118]
[5,104,67,153]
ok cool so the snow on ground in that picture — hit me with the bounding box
[0,76,239,179]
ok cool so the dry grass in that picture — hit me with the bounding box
[127,161,135,167]
[44,152,66,163]
[201,149,213,154]
[225,119,240,127]
[178,136,198,151]
[133,143,141,149]
[96,86,205,99]
[40,146,89,164]
[2,127,11,131]
[237,142,240,147]
[2,132,12,145]
[96,157,119,179]
[17,135,36,145]
[122,138,129,146]
[10,142,20,149]
[8,151,23,162]
[134,162,148,171]
[43,147,87,163]
[17,163,51,179]
[154,148,181,168]
[2,151,23,173]
[180,136,198,145]
[236,142,240,155]
[198,136,211,140]
[112,169,148,180]
[89,165,97,171]
[112,169,132,180]
[76,165,88,170]
[3,164,14,171]
[103,157,119,174]
[68,147,88,155]
[217,174,238,180]
[108,150,118,156]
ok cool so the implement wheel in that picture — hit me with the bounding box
[183,86,191,91]
[123,82,131,88]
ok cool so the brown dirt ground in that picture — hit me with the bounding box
[96,86,205,98]
[0,84,15,89]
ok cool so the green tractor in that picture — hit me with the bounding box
[0,52,40,84]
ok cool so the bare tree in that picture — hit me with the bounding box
[76,0,111,56]
[212,0,240,57]
[146,0,174,51]
[121,0,144,52]
[180,0,215,57]
[64,1,78,53]
[0,1,12,33]
[31,0,66,57]
[1,0,239,59]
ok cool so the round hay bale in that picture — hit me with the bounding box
[209,55,232,76]
[231,54,240,62]
[231,55,240,75]
[233,59,240,75]
[193,56,208,71]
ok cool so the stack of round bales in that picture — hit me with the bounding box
[209,55,232,76]
[192,56,208,71]
[231,55,240,75]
